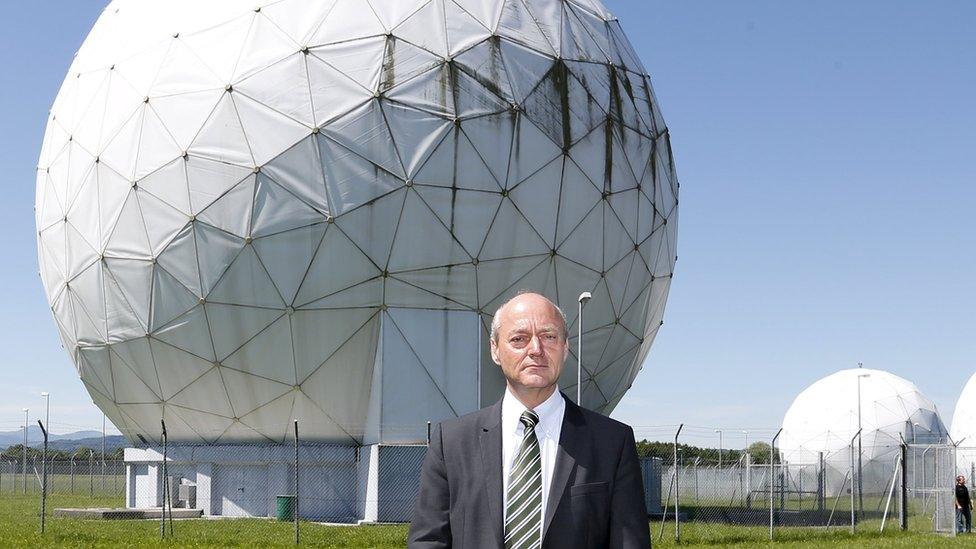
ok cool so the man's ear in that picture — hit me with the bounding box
[490,338,501,366]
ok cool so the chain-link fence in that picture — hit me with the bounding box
[908,443,961,535]
[649,428,976,543]
[0,418,425,543]
[0,457,124,498]
[4,418,975,545]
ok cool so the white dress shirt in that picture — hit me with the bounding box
[501,386,566,532]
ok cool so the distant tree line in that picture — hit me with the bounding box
[635,440,780,465]
[0,444,124,462]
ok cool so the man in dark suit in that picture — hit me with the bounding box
[409,292,649,548]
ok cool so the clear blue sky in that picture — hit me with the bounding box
[1,2,973,447]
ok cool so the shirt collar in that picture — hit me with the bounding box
[502,386,565,437]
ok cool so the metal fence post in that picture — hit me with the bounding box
[23,422,27,495]
[38,421,48,534]
[745,452,752,509]
[934,446,940,533]
[769,428,782,541]
[797,463,803,511]
[779,460,785,513]
[900,443,908,530]
[70,457,75,494]
[89,450,94,499]
[817,452,825,512]
[849,429,861,534]
[101,416,106,494]
[160,419,168,540]
[294,420,300,545]
[673,424,683,543]
[921,446,928,506]
[738,454,744,507]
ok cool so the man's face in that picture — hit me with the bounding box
[959,476,966,485]
[490,294,569,393]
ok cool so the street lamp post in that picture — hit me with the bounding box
[743,430,750,507]
[715,429,723,469]
[21,408,28,494]
[102,414,107,491]
[41,393,50,498]
[576,292,591,407]
[40,392,50,432]
[856,368,870,519]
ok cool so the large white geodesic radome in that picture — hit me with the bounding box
[35,0,678,444]
[950,372,976,473]
[779,368,947,493]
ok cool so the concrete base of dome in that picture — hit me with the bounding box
[124,443,425,523]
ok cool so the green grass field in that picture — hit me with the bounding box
[0,493,972,548]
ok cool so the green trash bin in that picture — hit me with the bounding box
[276,495,296,521]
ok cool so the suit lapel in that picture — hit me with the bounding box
[479,399,504,546]
[544,394,584,535]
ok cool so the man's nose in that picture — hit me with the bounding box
[527,335,544,355]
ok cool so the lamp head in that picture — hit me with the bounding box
[41,392,49,397]
[578,291,592,304]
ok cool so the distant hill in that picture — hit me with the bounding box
[45,435,128,452]
[0,426,124,449]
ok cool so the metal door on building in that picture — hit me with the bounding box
[213,464,269,517]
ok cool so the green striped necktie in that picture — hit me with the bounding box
[505,410,542,549]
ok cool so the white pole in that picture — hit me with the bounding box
[41,393,50,434]
[715,429,723,469]
[674,424,683,542]
[22,408,28,494]
[856,370,870,519]
[850,428,862,533]
[770,428,783,541]
[743,430,750,507]
[576,292,591,406]
[880,454,901,532]
[102,414,106,491]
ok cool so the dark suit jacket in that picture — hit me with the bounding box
[408,392,649,548]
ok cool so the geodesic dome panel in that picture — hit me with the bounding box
[779,368,947,494]
[35,0,678,444]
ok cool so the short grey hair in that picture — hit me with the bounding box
[489,290,568,343]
